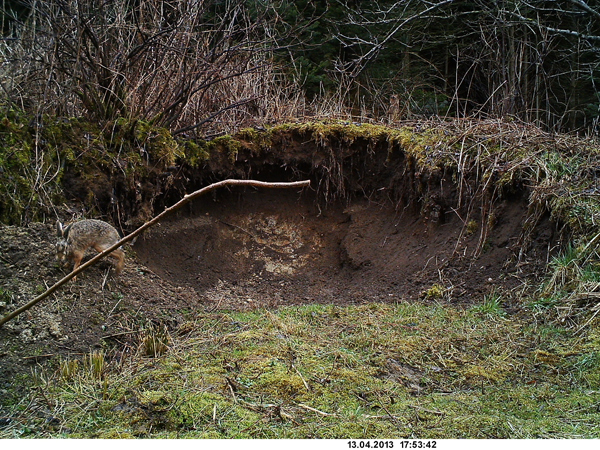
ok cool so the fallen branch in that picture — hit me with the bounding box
[0,179,310,328]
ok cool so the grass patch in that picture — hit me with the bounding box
[2,303,600,438]
[470,289,506,318]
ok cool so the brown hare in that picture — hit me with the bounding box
[56,219,125,279]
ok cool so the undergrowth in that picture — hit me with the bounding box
[2,303,599,438]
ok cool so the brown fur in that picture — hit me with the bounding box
[56,219,124,279]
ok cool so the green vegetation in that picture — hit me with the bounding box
[0,110,54,224]
[422,284,447,301]
[0,111,200,223]
[470,290,506,319]
[2,303,599,438]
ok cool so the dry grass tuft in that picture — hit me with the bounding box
[138,323,171,358]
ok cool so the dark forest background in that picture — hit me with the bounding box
[2,0,600,135]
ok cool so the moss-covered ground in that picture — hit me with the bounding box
[2,302,599,438]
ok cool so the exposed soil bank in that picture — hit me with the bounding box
[134,187,554,311]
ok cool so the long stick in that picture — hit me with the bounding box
[0,179,310,327]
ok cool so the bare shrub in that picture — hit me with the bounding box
[0,0,309,135]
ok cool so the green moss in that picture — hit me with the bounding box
[0,109,209,224]
[236,127,270,149]
[423,283,446,300]
[206,134,243,162]
[7,303,595,438]
[180,139,209,167]
[466,219,478,235]
[0,110,57,223]
[133,120,183,166]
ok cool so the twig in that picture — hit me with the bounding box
[575,307,600,336]
[0,179,310,327]
[107,295,124,320]
[173,97,260,136]
[225,377,238,403]
[374,392,404,429]
[296,403,336,416]
[101,330,138,340]
[292,364,311,392]
[23,354,55,360]
[363,414,406,420]
[0,254,12,264]
[101,268,110,290]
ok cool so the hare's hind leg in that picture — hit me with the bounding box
[94,244,125,275]
[111,249,125,274]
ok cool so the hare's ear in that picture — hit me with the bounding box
[56,220,64,237]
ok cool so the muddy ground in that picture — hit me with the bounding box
[0,184,556,396]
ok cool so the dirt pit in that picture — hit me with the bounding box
[134,188,553,310]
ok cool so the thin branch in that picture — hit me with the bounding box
[173,97,259,136]
[566,0,600,21]
[343,0,455,77]
[509,10,600,42]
